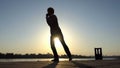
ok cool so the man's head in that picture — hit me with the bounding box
[47,7,54,15]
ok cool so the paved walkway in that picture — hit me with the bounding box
[0,60,120,68]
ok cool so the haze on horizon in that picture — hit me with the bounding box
[0,0,120,56]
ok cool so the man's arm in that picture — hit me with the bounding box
[46,14,50,25]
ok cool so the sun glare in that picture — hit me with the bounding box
[54,37,61,47]
[54,37,65,55]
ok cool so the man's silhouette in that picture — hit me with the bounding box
[46,7,72,61]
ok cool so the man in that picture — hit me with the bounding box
[46,7,72,61]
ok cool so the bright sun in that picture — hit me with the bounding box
[54,37,61,47]
[54,37,67,55]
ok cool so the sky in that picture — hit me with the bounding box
[0,0,120,56]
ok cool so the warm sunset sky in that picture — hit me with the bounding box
[0,0,120,56]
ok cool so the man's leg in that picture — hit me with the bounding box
[50,36,59,61]
[59,34,72,61]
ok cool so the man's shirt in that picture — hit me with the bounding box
[46,14,62,35]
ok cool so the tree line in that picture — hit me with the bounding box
[0,53,92,58]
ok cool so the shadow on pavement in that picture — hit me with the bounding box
[42,61,59,68]
[72,61,95,68]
